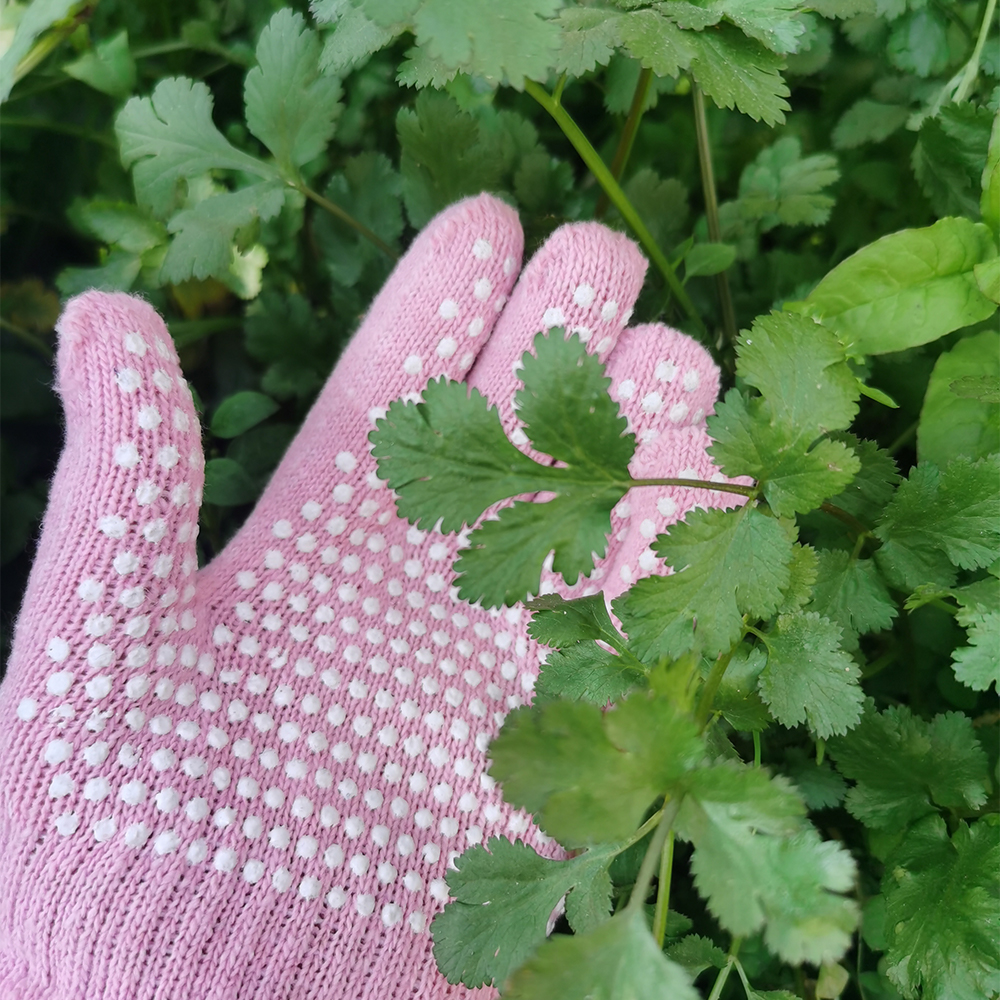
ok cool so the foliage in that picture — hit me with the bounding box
[2,0,999,998]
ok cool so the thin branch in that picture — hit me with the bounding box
[294,183,399,261]
[651,829,675,947]
[0,317,54,358]
[595,67,653,219]
[954,0,998,102]
[629,476,757,498]
[626,797,681,913]
[692,84,738,348]
[820,501,873,539]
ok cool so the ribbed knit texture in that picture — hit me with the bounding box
[0,194,734,999]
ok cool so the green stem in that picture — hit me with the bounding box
[523,78,706,339]
[707,938,743,1000]
[887,419,918,456]
[696,641,740,729]
[621,807,664,852]
[10,5,94,90]
[734,957,755,999]
[0,117,117,148]
[820,501,872,539]
[595,67,653,219]
[651,829,675,947]
[132,40,194,59]
[0,317,54,358]
[630,476,757,499]
[692,83,738,349]
[294,182,399,260]
[752,730,761,767]
[626,797,681,913]
[954,0,998,102]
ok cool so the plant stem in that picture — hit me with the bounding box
[692,83,738,349]
[0,317,54,358]
[630,476,757,498]
[707,938,744,1000]
[734,957,755,999]
[595,67,653,219]
[954,0,998,102]
[752,730,761,767]
[293,183,399,260]
[10,4,95,91]
[626,797,681,913]
[887,419,918,456]
[0,117,117,148]
[651,829,675,947]
[696,642,740,729]
[820,501,872,538]
[523,78,707,339]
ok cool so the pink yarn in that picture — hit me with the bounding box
[0,194,732,999]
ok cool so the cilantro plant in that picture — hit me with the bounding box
[2,1,999,998]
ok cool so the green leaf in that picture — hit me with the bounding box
[244,9,343,175]
[975,256,1000,304]
[552,7,622,77]
[116,77,275,219]
[828,703,991,829]
[950,374,1000,403]
[736,137,840,230]
[0,0,77,103]
[488,694,705,847]
[504,909,699,1000]
[607,169,690,253]
[887,7,949,78]
[528,593,623,649]
[781,748,848,810]
[686,242,736,278]
[874,455,1000,590]
[802,218,999,356]
[396,90,505,228]
[63,29,136,97]
[777,543,820,614]
[68,199,167,254]
[918,330,1000,468]
[807,551,897,647]
[431,837,614,988]
[881,817,1000,1000]
[708,391,860,516]
[160,181,286,284]
[202,457,258,506]
[665,934,727,980]
[210,391,280,439]
[615,504,795,660]
[982,114,999,236]
[825,434,899,524]
[535,643,646,705]
[705,0,806,55]
[687,24,791,126]
[318,6,398,75]
[676,763,858,964]
[714,644,772,731]
[950,576,1000,692]
[832,99,909,150]
[737,311,859,435]
[757,611,864,739]
[617,9,695,78]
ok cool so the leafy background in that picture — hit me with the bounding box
[1,1,998,998]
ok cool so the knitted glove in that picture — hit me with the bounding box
[0,194,729,1000]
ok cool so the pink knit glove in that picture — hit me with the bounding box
[0,194,728,1000]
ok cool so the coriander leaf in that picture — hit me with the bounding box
[665,934,727,980]
[777,543,819,613]
[527,593,623,649]
[952,577,1000,692]
[758,611,864,738]
[516,329,633,475]
[535,643,646,705]
[714,644,772,731]
[828,703,991,829]
[431,837,614,988]
[832,99,910,149]
[116,77,275,219]
[807,551,897,647]
[618,9,696,79]
[68,199,167,255]
[552,7,622,76]
[708,391,860,516]
[56,250,144,297]
[244,10,343,175]
[203,457,258,506]
[802,218,999,356]
[396,90,505,228]
[707,0,806,55]
[875,455,1000,590]
[160,181,286,284]
[676,763,858,964]
[564,863,613,935]
[887,7,949,78]
[318,8,398,75]
[504,909,699,1000]
[781,748,847,810]
[615,504,795,661]
[737,311,858,435]
[918,330,1000,468]
[882,817,1000,1000]
[63,29,136,98]
[687,25,791,126]
[825,434,899,524]
[607,168,690,252]
[488,695,705,846]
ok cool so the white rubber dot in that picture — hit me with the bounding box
[137,406,162,430]
[542,307,565,329]
[17,698,38,721]
[573,284,595,308]
[114,443,139,469]
[47,636,71,661]
[301,501,322,520]
[124,331,147,356]
[467,317,484,338]
[403,355,422,376]
[156,445,180,469]
[657,496,678,518]
[438,299,459,320]
[116,369,141,393]
[472,238,492,259]
[617,379,635,400]
[655,360,677,383]
[601,301,619,321]
[503,256,516,275]
[473,278,492,301]
[98,515,128,539]
[669,401,690,424]
[683,369,702,392]
[335,452,357,473]
[641,392,664,415]
[436,337,457,359]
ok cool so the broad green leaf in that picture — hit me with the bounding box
[504,909,699,1000]
[706,0,806,55]
[737,311,859,435]
[686,242,736,278]
[618,9,695,79]
[616,504,795,661]
[116,77,275,219]
[63,29,136,97]
[210,391,280,439]
[832,99,909,149]
[802,218,999,356]
[687,24,791,126]
[488,694,705,846]
[975,256,1000,303]
[676,763,858,964]
[950,374,1000,403]
[807,550,897,647]
[244,9,343,175]
[881,817,1000,1000]
[432,837,614,989]
[160,181,286,284]
[828,703,990,829]
[203,457,258,506]
[758,611,864,738]
[0,0,77,102]
[875,455,1000,590]
[708,391,860,516]
[918,330,1000,468]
